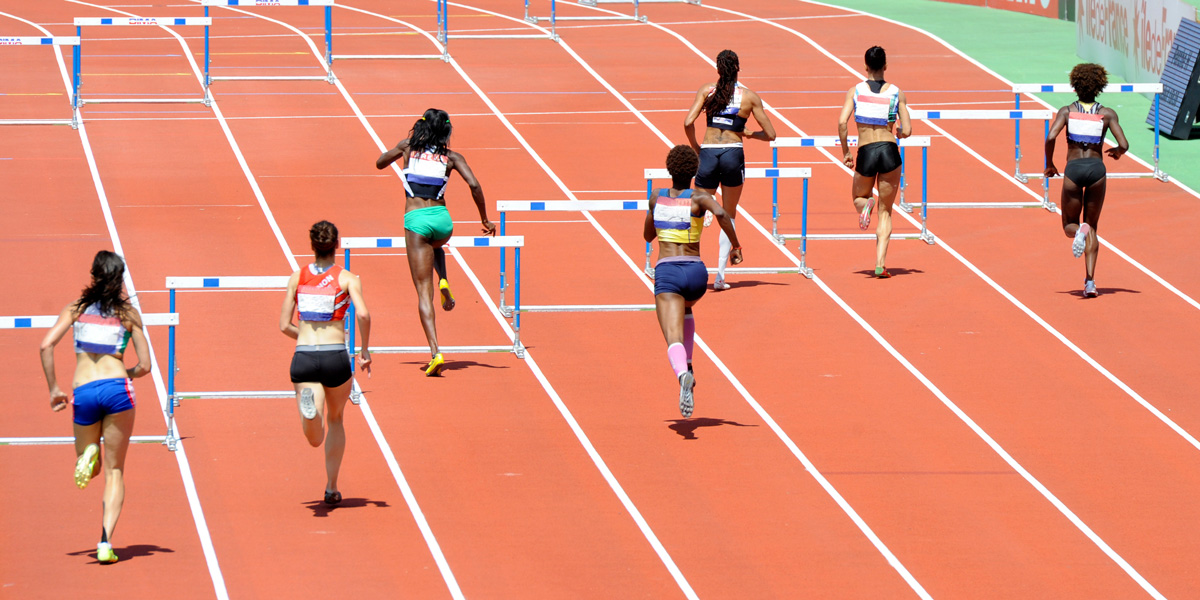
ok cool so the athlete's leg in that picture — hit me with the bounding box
[715,184,743,286]
[655,293,688,375]
[321,379,352,496]
[875,168,901,272]
[73,422,103,483]
[1081,177,1107,281]
[294,382,326,447]
[405,229,441,357]
[1060,176,1085,237]
[852,171,876,229]
[98,408,134,544]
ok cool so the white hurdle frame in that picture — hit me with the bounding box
[442,0,555,43]
[771,136,934,278]
[526,0,646,25]
[164,276,326,451]
[2,311,180,448]
[0,36,81,128]
[1013,83,1167,182]
[341,236,527,358]
[496,200,656,316]
[72,18,213,109]
[644,167,811,277]
[907,109,1055,211]
[334,0,448,61]
[202,0,335,91]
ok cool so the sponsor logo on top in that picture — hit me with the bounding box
[129,17,156,25]
[0,38,23,45]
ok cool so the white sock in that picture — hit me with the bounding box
[716,218,736,279]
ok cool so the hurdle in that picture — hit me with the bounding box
[525,0,646,24]
[333,0,448,61]
[2,311,179,449]
[202,0,334,90]
[907,109,1055,211]
[0,36,81,128]
[771,136,934,278]
[495,200,656,316]
[71,17,213,109]
[580,0,701,5]
[1014,83,1167,182]
[340,235,527,358]
[443,0,556,43]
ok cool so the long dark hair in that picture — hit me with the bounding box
[408,108,452,156]
[702,50,740,116]
[74,250,130,318]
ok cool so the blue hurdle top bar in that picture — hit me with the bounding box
[74,17,212,26]
[341,236,524,249]
[1012,83,1163,94]
[0,37,80,46]
[644,167,811,180]
[908,109,1053,120]
[165,276,290,289]
[2,313,179,328]
[496,200,648,212]
[771,136,932,148]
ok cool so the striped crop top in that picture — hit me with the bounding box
[74,303,131,356]
[853,80,900,126]
[1066,101,1105,145]
[706,84,747,133]
[403,148,451,200]
[653,189,704,244]
[296,264,350,322]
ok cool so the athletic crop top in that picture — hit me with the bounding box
[402,148,450,200]
[706,84,747,132]
[1066,101,1105,145]
[653,189,704,244]
[74,303,131,355]
[853,80,900,126]
[296,264,349,322]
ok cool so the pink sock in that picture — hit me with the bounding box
[683,315,695,365]
[666,343,688,378]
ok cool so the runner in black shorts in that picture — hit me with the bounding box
[280,221,372,505]
[644,145,743,418]
[1044,63,1128,298]
[684,49,775,290]
[838,46,912,278]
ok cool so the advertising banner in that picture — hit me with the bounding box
[1077,0,1199,84]
[934,0,1060,18]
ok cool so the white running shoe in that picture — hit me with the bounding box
[298,388,317,420]
[1084,279,1098,298]
[1072,223,1091,258]
[713,278,730,291]
[678,371,695,418]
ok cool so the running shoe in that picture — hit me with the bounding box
[324,490,342,506]
[678,371,695,418]
[875,266,891,279]
[425,353,445,377]
[74,443,99,489]
[96,542,118,564]
[1072,223,1091,258]
[703,210,714,227]
[439,278,455,311]
[859,197,876,230]
[298,388,317,420]
[1084,279,1098,298]
[713,278,730,291]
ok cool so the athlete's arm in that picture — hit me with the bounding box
[838,88,856,168]
[39,304,78,411]
[122,309,151,379]
[1044,106,1070,178]
[696,190,742,265]
[744,90,776,142]
[449,151,496,236]
[279,271,301,340]
[683,84,711,151]
[643,196,658,243]
[1104,108,1129,160]
[895,90,912,139]
[376,139,410,170]
[343,271,371,376]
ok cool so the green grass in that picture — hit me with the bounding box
[819,0,1199,190]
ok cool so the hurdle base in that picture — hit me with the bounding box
[704,267,803,275]
[503,304,655,316]
[176,391,296,400]
[364,344,523,356]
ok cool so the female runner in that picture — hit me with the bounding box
[645,145,743,417]
[280,221,372,505]
[1044,63,1128,297]
[837,46,912,278]
[683,49,775,290]
[377,108,495,375]
[39,250,151,563]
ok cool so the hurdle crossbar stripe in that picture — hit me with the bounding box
[332,54,445,60]
[1013,83,1163,94]
[1,313,178,328]
[705,267,803,274]
[201,0,334,5]
[166,276,290,289]
[0,119,75,126]
[0,36,80,45]
[176,391,296,400]
[366,345,516,354]
[341,236,524,249]
[73,17,213,26]
[771,136,932,148]
[208,75,330,81]
[0,435,167,445]
[497,200,648,211]
[644,167,811,179]
[909,109,1054,120]
[80,98,208,104]
[778,233,930,241]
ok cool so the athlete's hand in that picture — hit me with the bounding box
[357,349,372,378]
[1044,164,1059,179]
[49,387,68,412]
[843,152,855,169]
[481,220,496,236]
[730,248,744,265]
[1106,146,1126,160]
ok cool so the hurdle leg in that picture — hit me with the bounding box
[1040,120,1055,211]
[1013,93,1028,183]
[165,290,179,451]
[645,176,655,278]
[499,212,511,317]
[920,147,934,245]
[1154,93,1168,182]
[324,6,334,82]
[798,176,813,278]
[513,247,525,358]
[898,146,914,213]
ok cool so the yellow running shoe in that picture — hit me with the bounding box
[425,353,445,377]
[96,542,118,564]
[439,278,455,311]
[74,443,99,489]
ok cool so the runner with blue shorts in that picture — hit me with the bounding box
[378,109,496,375]
[39,250,151,564]
[644,145,743,417]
